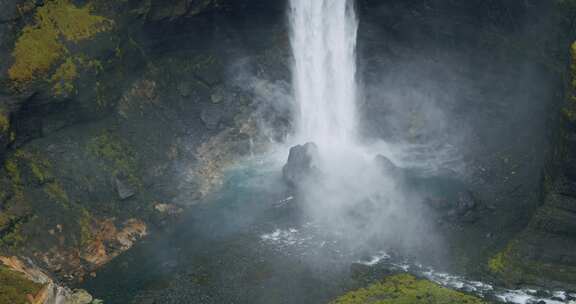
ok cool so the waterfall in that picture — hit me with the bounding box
[285,0,447,269]
[289,0,359,148]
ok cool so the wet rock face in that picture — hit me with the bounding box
[114,175,137,200]
[0,256,97,304]
[441,191,483,224]
[0,0,289,287]
[146,0,217,21]
[374,154,406,182]
[282,142,320,188]
[487,39,576,288]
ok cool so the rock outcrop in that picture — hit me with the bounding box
[0,256,99,304]
[488,40,576,289]
[374,154,405,182]
[0,0,289,295]
[282,142,320,189]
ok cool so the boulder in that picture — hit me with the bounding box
[437,191,481,224]
[282,142,320,188]
[200,106,223,130]
[374,154,396,172]
[154,203,183,215]
[114,175,136,200]
[374,154,404,178]
[67,290,93,304]
[455,191,477,216]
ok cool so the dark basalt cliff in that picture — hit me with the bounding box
[1,0,576,303]
[357,0,576,289]
[489,25,576,289]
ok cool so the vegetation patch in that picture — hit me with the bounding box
[0,216,29,250]
[8,0,112,88]
[4,155,25,204]
[14,150,52,185]
[0,266,42,304]
[487,241,520,277]
[5,150,71,208]
[0,108,9,134]
[563,41,576,121]
[50,57,78,96]
[45,182,70,207]
[78,208,95,247]
[331,274,486,304]
[87,131,140,187]
[488,251,507,275]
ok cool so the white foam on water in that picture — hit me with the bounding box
[356,251,391,266]
[260,228,306,247]
[259,225,573,304]
[417,267,571,304]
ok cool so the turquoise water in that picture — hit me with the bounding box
[81,158,380,303]
[81,157,573,304]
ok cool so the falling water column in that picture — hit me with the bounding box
[289,0,359,149]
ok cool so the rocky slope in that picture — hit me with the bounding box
[0,0,289,302]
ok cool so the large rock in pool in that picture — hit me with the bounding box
[282,142,320,188]
[374,154,405,182]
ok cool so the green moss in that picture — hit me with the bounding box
[77,55,104,72]
[4,158,21,186]
[29,162,49,185]
[3,149,70,209]
[78,208,94,246]
[564,42,576,122]
[486,240,530,285]
[0,266,42,304]
[0,218,27,250]
[15,150,51,184]
[491,237,576,285]
[87,131,140,186]
[488,241,517,275]
[4,157,24,204]
[0,108,9,134]
[0,202,18,229]
[8,13,65,85]
[45,182,70,206]
[488,252,506,274]
[8,0,112,87]
[8,150,52,186]
[40,0,113,42]
[51,57,78,96]
[331,274,486,304]
[0,214,11,231]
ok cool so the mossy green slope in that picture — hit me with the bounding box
[331,274,486,304]
[8,0,112,89]
[0,266,42,304]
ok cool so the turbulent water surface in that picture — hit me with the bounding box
[80,156,574,304]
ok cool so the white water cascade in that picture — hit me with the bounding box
[279,3,575,304]
[287,0,402,245]
[290,0,359,148]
